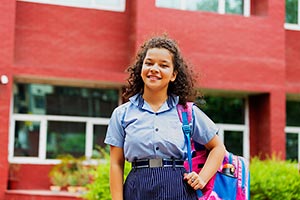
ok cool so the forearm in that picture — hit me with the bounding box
[110,163,124,200]
[199,144,225,184]
[109,146,125,200]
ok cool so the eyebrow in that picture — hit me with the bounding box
[145,58,171,64]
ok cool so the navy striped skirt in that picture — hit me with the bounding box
[124,167,197,200]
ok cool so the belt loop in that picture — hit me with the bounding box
[171,157,176,170]
[133,158,137,171]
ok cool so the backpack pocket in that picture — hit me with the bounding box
[213,172,238,200]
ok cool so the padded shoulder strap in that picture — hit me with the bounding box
[176,102,193,124]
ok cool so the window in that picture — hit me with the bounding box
[9,83,119,164]
[285,100,300,162]
[156,0,251,17]
[197,96,249,159]
[18,0,126,12]
[285,0,300,30]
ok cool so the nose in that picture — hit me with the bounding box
[150,64,159,73]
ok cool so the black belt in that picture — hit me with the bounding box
[132,158,184,168]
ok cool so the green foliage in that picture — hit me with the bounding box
[49,155,94,188]
[83,148,131,200]
[250,156,300,200]
[49,171,68,187]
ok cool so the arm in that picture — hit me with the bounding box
[185,135,225,190]
[110,145,125,200]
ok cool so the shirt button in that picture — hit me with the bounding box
[155,128,159,132]
[156,147,159,151]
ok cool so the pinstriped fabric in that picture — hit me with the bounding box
[124,167,197,200]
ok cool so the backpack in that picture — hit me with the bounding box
[177,102,250,200]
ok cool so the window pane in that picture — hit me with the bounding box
[286,133,298,161]
[224,130,243,156]
[14,121,40,157]
[190,0,218,12]
[156,0,181,9]
[14,83,119,117]
[55,0,92,7]
[46,121,86,158]
[198,96,245,124]
[285,0,298,24]
[225,0,243,15]
[93,125,108,149]
[286,101,300,126]
[95,0,122,7]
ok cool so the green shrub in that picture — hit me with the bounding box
[83,148,131,200]
[250,156,300,200]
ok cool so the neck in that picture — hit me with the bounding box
[143,90,168,112]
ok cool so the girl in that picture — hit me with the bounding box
[104,35,225,200]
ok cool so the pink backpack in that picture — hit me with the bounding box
[177,103,250,200]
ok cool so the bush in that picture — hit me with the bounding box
[49,155,95,189]
[83,148,131,200]
[250,156,300,200]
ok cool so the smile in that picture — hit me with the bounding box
[147,75,162,80]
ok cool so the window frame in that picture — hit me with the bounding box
[9,82,120,164]
[285,0,300,31]
[17,0,126,12]
[156,0,251,17]
[216,98,250,160]
[285,127,300,163]
[9,112,110,164]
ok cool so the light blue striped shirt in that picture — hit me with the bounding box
[104,93,218,162]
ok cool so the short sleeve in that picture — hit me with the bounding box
[191,105,219,145]
[104,105,126,148]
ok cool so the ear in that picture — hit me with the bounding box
[170,71,178,82]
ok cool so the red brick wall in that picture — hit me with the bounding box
[0,1,16,199]
[132,0,285,92]
[14,1,130,83]
[286,30,300,93]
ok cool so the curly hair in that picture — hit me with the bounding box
[123,35,197,106]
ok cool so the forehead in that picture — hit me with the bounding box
[145,48,173,61]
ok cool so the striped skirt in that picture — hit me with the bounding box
[124,167,197,200]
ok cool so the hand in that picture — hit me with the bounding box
[184,172,206,190]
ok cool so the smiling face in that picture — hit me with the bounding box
[141,48,177,94]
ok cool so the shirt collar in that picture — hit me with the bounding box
[129,93,179,112]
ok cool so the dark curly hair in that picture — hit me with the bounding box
[123,35,197,106]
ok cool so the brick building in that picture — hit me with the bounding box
[0,0,300,199]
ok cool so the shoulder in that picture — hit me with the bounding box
[112,101,132,116]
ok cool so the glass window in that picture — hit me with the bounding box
[226,0,243,15]
[188,0,218,12]
[286,133,298,161]
[46,121,86,158]
[286,0,298,24]
[285,100,300,162]
[18,0,126,12]
[286,100,300,126]
[198,96,245,124]
[224,130,243,156]
[156,0,181,9]
[156,0,249,16]
[10,82,119,163]
[93,125,108,149]
[14,121,40,157]
[14,83,118,117]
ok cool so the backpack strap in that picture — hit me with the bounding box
[176,102,203,198]
[176,102,193,124]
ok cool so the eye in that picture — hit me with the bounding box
[144,61,152,66]
[160,64,169,68]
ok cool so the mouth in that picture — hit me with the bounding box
[147,75,162,80]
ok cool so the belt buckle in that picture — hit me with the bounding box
[149,158,163,167]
